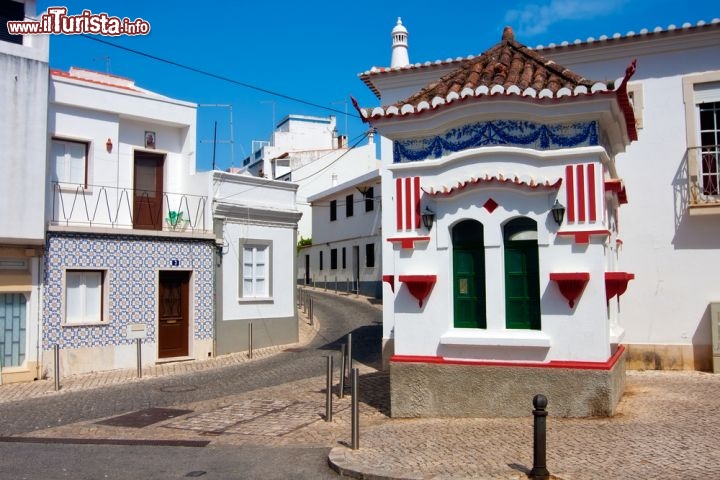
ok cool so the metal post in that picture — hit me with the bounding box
[339,343,346,399]
[530,394,550,480]
[309,297,313,325]
[325,355,333,422]
[335,276,338,294]
[346,279,349,294]
[346,333,353,377]
[248,322,253,360]
[351,367,359,450]
[53,344,60,391]
[303,292,307,314]
[324,276,327,291]
[136,338,142,378]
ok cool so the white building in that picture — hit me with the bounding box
[0,0,48,383]
[300,170,382,297]
[189,171,302,355]
[357,22,636,417]
[534,20,720,372]
[44,67,216,376]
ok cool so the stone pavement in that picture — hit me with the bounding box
[2,290,720,479]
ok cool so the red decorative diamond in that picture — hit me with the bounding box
[483,198,498,213]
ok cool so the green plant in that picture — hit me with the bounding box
[166,211,184,227]
[297,236,312,253]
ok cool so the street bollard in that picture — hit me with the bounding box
[309,297,313,325]
[325,355,333,422]
[351,367,359,450]
[346,280,349,295]
[248,322,253,360]
[53,344,60,391]
[136,338,142,378]
[339,343,346,399]
[335,276,338,294]
[529,394,550,480]
[324,276,327,291]
[346,333,353,378]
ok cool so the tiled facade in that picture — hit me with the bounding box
[43,232,214,353]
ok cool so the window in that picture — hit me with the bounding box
[365,187,375,212]
[365,243,375,268]
[52,139,88,186]
[240,242,271,298]
[346,194,354,217]
[319,251,323,271]
[682,73,720,209]
[342,247,346,269]
[65,270,105,324]
[504,218,540,330]
[330,200,337,221]
[0,0,24,45]
[699,102,720,196]
[330,248,338,270]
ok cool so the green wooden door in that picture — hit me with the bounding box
[452,220,486,329]
[504,218,540,330]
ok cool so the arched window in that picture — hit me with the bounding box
[452,220,486,328]
[504,217,541,330]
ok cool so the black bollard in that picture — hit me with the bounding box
[529,394,550,480]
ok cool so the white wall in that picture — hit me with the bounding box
[547,34,720,350]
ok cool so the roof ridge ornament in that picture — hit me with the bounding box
[502,26,515,42]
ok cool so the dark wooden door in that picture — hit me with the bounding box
[158,270,190,358]
[133,152,164,230]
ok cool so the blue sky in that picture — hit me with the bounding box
[37,0,718,172]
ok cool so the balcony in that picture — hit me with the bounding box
[687,145,720,214]
[50,182,209,234]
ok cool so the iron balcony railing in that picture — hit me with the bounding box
[688,145,720,206]
[50,182,208,232]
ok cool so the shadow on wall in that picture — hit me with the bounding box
[672,152,720,249]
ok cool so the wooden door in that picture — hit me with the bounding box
[158,271,190,358]
[133,152,164,230]
[452,220,486,329]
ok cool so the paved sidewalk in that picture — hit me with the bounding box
[3,291,720,479]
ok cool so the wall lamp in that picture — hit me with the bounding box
[105,138,113,153]
[421,207,436,231]
[551,199,566,226]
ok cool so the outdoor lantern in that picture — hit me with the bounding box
[105,138,113,153]
[421,207,435,230]
[551,199,566,226]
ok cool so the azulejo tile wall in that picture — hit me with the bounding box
[43,232,214,350]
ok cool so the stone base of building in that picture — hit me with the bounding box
[215,316,298,356]
[390,346,626,418]
[624,343,711,371]
[381,338,395,371]
[1,361,40,384]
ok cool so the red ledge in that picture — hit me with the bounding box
[549,272,590,308]
[398,275,436,307]
[557,230,610,244]
[391,345,625,371]
[604,179,628,204]
[382,274,395,293]
[605,272,635,303]
[387,236,431,249]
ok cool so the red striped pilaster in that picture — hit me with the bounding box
[588,164,596,222]
[577,164,586,222]
[413,176,421,229]
[395,178,402,230]
[404,177,412,230]
[565,165,575,222]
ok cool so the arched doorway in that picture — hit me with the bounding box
[504,217,540,330]
[452,220,486,328]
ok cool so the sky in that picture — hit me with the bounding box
[36,0,718,172]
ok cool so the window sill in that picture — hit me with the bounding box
[688,203,720,216]
[62,321,106,327]
[440,328,551,348]
[237,297,274,304]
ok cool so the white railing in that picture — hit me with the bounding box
[50,182,208,232]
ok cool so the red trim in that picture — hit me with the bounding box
[566,165,575,222]
[51,68,140,92]
[588,164,597,222]
[405,177,412,231]
[556,229,610,244]
[391,345,625,371]
[577,164,586,222]
[605,272,635,303]
[382,274,395,293]
[387,236,431,249]
[398,275,437,307]
[604,179,628,205]
[414,176,421,229]
[549,272,590,308]
[423,176,561,197]
[395,178,402,230]
[616,59,638,142]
